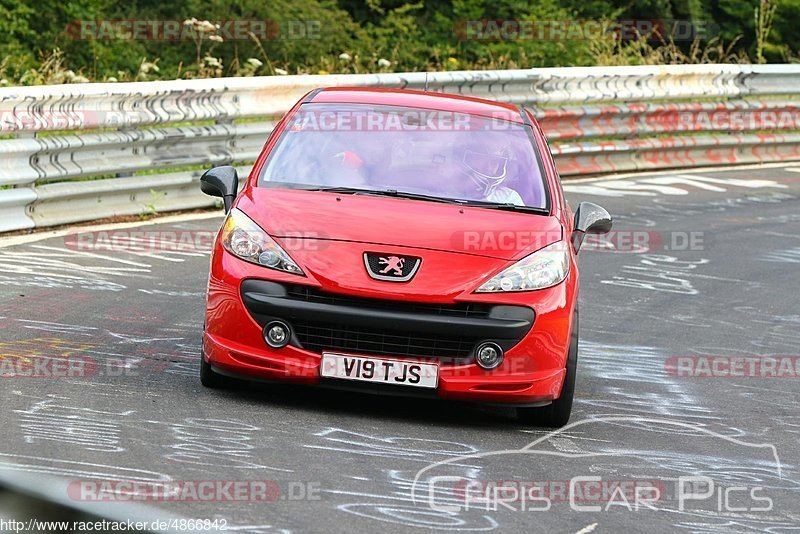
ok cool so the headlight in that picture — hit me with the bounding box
[220,208,305,276]
[476,241,569,293]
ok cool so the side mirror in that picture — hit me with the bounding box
[571,201,612,253]
[200,166,239,213]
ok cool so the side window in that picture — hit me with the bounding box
[535,116,566,213]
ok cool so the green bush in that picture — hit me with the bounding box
[0,0,796,86]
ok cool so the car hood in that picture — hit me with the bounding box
[236,188,562,261]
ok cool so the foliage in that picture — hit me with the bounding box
[0,0,796,85]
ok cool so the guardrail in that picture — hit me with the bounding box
[1,64,799,232]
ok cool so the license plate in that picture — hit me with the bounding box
[320,353,438,389]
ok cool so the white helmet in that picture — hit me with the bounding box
[461,143,512,196]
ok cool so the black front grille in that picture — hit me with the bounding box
[240,280,534,362]
[285,284,491,319]
[293,320,480,360]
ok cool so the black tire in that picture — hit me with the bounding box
[517,306,579,428]
[200,352,231,388]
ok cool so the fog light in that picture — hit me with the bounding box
[264,321,291,348]
[475,342,503,370]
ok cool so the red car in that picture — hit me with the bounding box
[199,87,611,427]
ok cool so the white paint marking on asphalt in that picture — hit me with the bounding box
[565,174,788,198]
[0,211,224,249]
[639,175,727,192]
[0,252,150,278]
[515,430,615,444]
[762,246,800,263]
[0,253,147,277]
[597,179,690,195]
[759,231,800,240]
[14,399,133,453]
[109,332,184,344]
[30,245,152,268]
[138,288,205,297]
[731,383,800,397]
[18,319,98,336]
[159,418,294,472]
[219,526,290,533]
[563,161,800,184]
[673,174,788,189]
[0,452,173,482]
[575,523,598,534]
[558,185,654,197]
[306,428,480,467]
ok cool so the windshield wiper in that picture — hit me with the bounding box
[301,186,547,213]
[302,186,373,194]
[366,189,465,205]
[458,200,550,215]
[304,187,462,205]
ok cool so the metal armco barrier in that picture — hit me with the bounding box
[1,64,799,232]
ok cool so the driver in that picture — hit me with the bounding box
[459,141,524,205]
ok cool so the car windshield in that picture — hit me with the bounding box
[258,103,549,210]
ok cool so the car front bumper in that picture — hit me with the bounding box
[204,249,577,405]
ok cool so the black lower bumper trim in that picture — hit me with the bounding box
[240,279,535,360]
[242,280,534,337]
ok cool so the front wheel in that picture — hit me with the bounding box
[200,352,232,388]
[517,306,578,428]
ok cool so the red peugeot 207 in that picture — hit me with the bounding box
[199,87,611,427]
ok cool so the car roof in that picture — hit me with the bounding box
[308,87,527,124]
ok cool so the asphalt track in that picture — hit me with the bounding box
[1,164,800,533]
